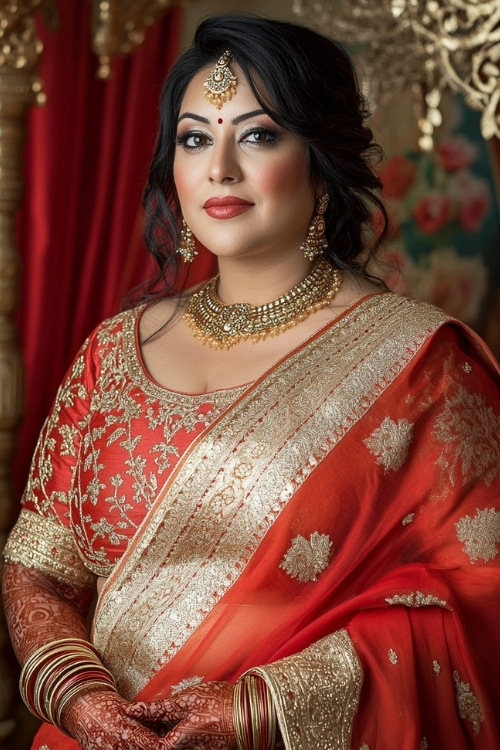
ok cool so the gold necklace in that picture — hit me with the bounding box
[184,257,342,350]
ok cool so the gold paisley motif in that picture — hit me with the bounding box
[454,671,483,734]
[388,649,399,665]
[455,507,500,563]
[364,417,414,472]
[434,386,500,487]
[280,532,333,583]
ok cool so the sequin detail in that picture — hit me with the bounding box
[251,630,362,750]
[454,671,483,733]
[455,507,500,563]
[280,532,333,582]
[171,675,204,695]
[402,513,415,525]
[385,591,447,608]
[388,649,399,665]
[364,417,413,472]
[433,660,441,675]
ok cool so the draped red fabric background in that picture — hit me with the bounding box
[12,3,217,502]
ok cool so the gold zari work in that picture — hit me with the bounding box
[364,417,413,472]
[388,649,399,665]
[3,509,94,587]
[280,532,333,582]
[434,386,500,487]
[455,507,500,563]
[385,591,447,608]
[250,630,362,750]
[454,671,483,734]
[184,259,342,349]
[93,295,451,697]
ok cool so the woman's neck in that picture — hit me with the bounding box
[215,253,313,306]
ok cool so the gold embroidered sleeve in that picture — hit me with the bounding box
[249,629,362,750]
[3,508,95,588]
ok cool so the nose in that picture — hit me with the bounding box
[208,140,243,184]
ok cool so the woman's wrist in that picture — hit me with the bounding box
[19,637,116,732]
[233,674,278,750]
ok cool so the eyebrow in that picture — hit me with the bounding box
[177,109,267,125]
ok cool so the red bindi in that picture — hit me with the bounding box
[218,118,223,124]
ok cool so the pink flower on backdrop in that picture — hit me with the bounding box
[448,171,491,232]
[435,135,478,172]
[412,191,452,234]
[381,155,417,200]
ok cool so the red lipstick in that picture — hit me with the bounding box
[203,196,253,219]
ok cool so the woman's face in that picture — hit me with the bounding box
[173,65,316,263]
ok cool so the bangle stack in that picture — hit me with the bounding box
[19,637,116,729]
[233,675,277,750]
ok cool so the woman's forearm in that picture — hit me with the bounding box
[1,561,95,663]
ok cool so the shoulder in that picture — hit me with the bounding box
[67,306,145,389]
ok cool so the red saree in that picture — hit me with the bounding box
[5,293,500,749]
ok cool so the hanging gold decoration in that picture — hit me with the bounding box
[91,0,175,78]
[293,0,500,150]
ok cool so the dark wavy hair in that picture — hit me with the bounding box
[137,13,389,301]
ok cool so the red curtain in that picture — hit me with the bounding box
[12,2,184,500]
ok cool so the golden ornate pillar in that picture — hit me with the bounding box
[0,2,56,747]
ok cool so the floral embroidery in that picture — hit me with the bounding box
[19,309,246,577]
[364,417,413,471]
[280,532,333,582]
[360,744,370,750]
[385,591,447,607]
[455,507,500,563]
[420,739,429,750]
[171,676,204,695]
[434,386,500,486]
[463,362,472,373]
[402,513,415,525]
[454,671,483,733]
[433,660,441,675]
[388,649,398,665]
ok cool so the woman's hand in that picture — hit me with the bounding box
[61,688,172,750]
[122,680,237,750]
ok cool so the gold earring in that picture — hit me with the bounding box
[300,194,329,260]
[177,219,198,263]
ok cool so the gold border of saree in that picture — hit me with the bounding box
[92,294,451,697]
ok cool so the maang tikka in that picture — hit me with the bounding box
[203,50,238,109]
[300,194,329,260]
[177,219,198,263]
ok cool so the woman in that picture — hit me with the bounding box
[3,13,500,750]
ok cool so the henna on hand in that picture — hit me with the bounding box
[123,681,237,750]
[1,562,94,662]
[61,688,171,750]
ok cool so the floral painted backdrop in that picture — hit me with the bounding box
[371,93,500,353]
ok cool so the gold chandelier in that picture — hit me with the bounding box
[293,0,500,150]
